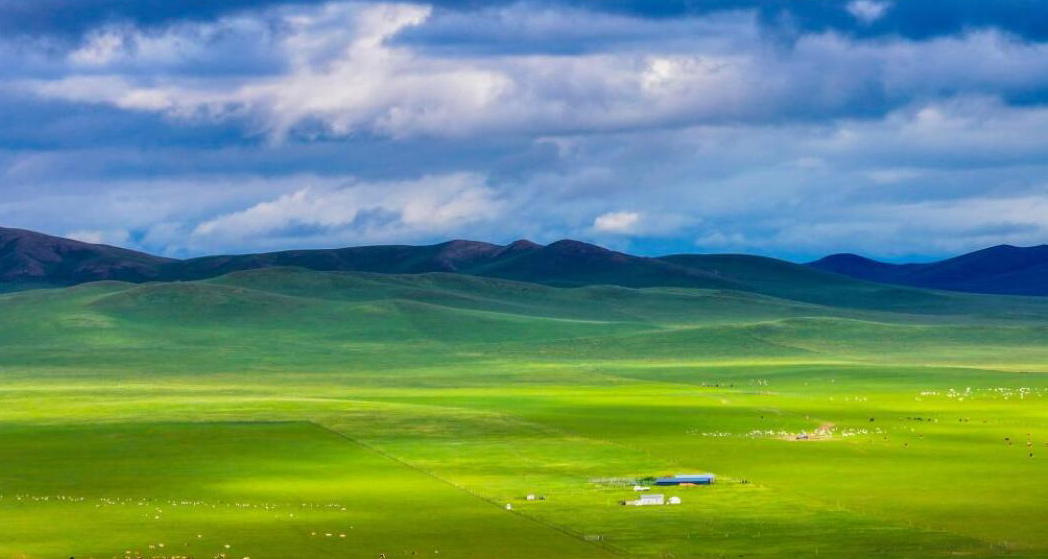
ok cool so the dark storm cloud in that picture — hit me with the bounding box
[0,92,251,151]
[610,0,1048,41]
[436,0,1048,42]
[4,0,1048,42]
[0,0,320,39]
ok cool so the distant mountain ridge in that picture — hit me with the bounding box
[3,225,1046,297]
[809,244,1048,296]
[0,226,735,290]
[0,226,174,284]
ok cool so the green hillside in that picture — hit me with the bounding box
[2,269,1048,558]
[661,253,1048,316]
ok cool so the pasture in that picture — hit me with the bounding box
[1,269,1047,558]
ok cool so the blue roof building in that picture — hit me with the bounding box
[654,474,715,485]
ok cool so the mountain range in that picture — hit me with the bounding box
[809,245,1048,296]
[2,225,1046,297]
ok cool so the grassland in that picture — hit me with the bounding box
[2,267,1048,558]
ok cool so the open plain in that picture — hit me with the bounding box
[3,267,1048,558]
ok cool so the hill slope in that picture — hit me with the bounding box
[5,225,1047,299]
[810,245,1048,296]
[5,267,1048,376]
[0,229,738,291]
[657,253,957,311]
[0,226,173,285]
[0,228,780,294]
[177,238,739,290]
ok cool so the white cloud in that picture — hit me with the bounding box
[0,173,348,256]
[688,184,1048,258]
[18,2,1048,143]
[65,229,130,246]
[237,3,513,139]
[69,31,127,65]
[694,229,749,251]
[593,211,641,234]
[847,1,891,25]
[189,172,504,251]
[5,2,1048,260]
[5,94,1048,259]
[20,3,511,139]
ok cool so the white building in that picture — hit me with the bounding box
[625,493,665,506]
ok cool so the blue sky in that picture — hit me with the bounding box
[1,0,1047,260]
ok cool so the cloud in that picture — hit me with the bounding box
[65,228,131,246]
[16,3,1048,144]
[15,3,515,139]
[0,0,325,39]
[847,1,891,24]
[726,190,1048,258]
[2,1,1048,261]
[68,31,127,65]
[593,211,641,234]
[6,95,1048,260]
[393,4,755,56]
[5,0,1048,43]
[189,172,504,251]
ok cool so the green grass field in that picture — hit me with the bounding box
[2,268,1048,558]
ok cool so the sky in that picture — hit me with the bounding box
[1,0,1047,261]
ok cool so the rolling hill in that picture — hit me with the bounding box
[0,226,173,285]
[176,238,739,290]
[809,244,1048,296]
[0,227,733,290]
[0,227,971,313]
[4,225,1047,300]
[4,266,1048,377]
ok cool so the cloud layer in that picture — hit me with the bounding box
[1,0,1047,260]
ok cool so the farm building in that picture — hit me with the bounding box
[624,493,665,506]
[655,474,715,486]
[623,493,683,506]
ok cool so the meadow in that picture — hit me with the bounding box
[2,267,1048,558]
